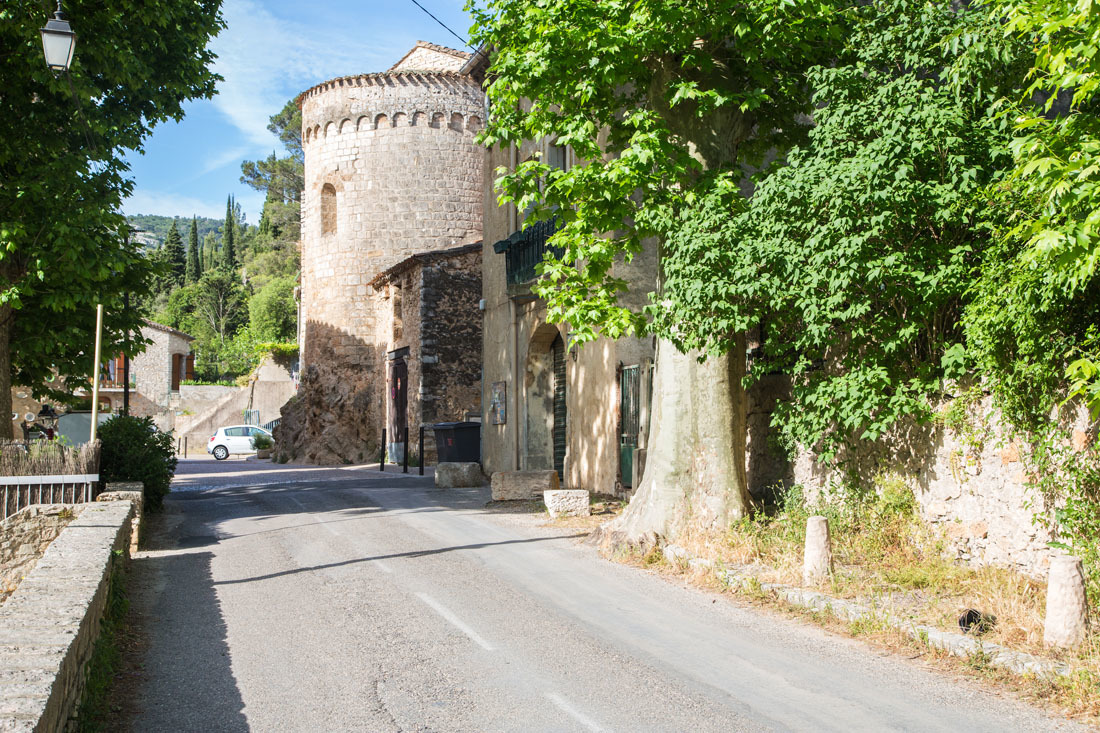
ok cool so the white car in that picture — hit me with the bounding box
[207,425,272,460]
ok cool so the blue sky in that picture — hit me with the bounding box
[123,0,474,224]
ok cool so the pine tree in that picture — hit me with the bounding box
[162,220,186,286]
[185,216,201,283]
[222,195,236,268]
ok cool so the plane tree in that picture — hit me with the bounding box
[0,0,223,436]
[472,0,1029,549]
[470,0,847,546]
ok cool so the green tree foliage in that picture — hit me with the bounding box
[222,195,237,269]
[249,276,297,342]
[162,220,186,287]
[662,2,1028,459]
[966,0,1100,421]
[202,232,218,272]
[98,414,177,511]
[0,0,222,437]
[186,216,202,284]
[474,0,846,343]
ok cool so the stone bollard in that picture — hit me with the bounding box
[543,489,590,518]
[803,515,833,585]
[1044,554,1088,649]
[434,462,486,488]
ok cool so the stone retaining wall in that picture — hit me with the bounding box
[0,499,134,731]
[0,506,84,604]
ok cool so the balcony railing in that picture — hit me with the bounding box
[493,218,562,286]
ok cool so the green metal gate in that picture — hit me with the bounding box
[620,365,640,487]
[552,335,567,483]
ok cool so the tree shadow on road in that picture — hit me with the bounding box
[212,533,584,587]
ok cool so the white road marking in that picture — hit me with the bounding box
[287,496,307,510]
[545,692,606,733]
[415,592,494,651]
[373,560,394,574]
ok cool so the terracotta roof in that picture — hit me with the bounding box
[368,242,482,288]
[459,44,491,78]
[388,41,471,72]
[143,319,194,342]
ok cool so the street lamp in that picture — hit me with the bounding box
[40,2,76,74]
[36,404,59,430]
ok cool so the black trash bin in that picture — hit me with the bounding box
[432,421,481,463]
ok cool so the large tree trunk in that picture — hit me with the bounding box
[593,54,757,550]
[598,333,752,549]
[0,305,13,440]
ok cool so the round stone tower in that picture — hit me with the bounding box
[286,42,484,463]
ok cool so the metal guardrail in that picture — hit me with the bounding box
[0,474,100,520]
[262,418,281,432]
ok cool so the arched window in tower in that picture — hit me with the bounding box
[321,183,337,235]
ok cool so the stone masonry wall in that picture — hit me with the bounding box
[284,60,484,464]
[743,386,1097,578]
[420,250,482,427]
[0,499,134,731]
[0,505,83,603]
[131,324,192,431]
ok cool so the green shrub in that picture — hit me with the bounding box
[251,432,273,450]
[98,416,177,511]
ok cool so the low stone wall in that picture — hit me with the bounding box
[97,483,144,557]
[787,395,1095,578]
[0,506,84,603]
[0,499,134,731]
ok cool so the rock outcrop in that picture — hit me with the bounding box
[274,363,377,465]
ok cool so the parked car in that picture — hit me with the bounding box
[207,425,272,460]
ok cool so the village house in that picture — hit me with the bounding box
[477,110,659,494]
[10,320,194,437]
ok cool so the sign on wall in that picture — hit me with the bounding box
[489,381,507,425]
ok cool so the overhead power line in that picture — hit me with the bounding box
[405,0,471,49]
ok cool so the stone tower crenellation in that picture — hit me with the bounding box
[288,42,485,463]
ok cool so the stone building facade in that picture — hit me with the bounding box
[366,243,482,463]
[480,127,659,495]
[10,320,192,438]
[279,42,485,464]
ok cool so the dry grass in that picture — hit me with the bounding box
[664,481,1100,724]
[0,440,100,477]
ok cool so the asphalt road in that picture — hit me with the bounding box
[124,463,1085,732]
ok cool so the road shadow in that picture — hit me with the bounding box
[212,533,584,587]
[121,514,248,731]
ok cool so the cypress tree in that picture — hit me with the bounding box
[222,195,236,268]
[185,216,201,283]
[202,232,217,271]
[162,220,186,286]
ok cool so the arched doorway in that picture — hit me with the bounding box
[525,326,567,482]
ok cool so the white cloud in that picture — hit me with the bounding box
[209,0,399,150]
[199,145,253,176]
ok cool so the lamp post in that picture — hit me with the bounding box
[40,2,76,74]
[90,304,103,443]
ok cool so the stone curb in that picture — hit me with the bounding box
[662,544,1071,679]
